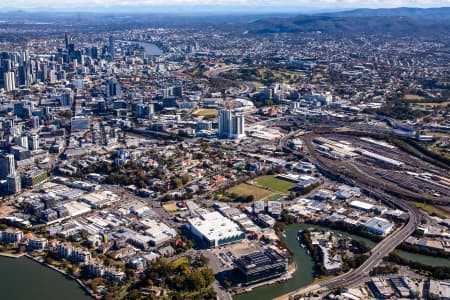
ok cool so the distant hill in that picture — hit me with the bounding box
[246,7,450,36]
[319,7,450,20]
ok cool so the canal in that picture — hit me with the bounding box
[0,256,91,300]
[234,223,450,300]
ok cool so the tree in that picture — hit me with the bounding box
[171,177,183,189]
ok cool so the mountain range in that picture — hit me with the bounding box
[246,7,450,36]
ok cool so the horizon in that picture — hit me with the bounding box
[0,1,449,14]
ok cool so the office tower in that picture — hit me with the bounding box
[31,116,40,129]
[29,134,39,151]
[106,78,121,97]
[49,70,57,83]
[3,71,16,92]
[60,92,72,107]
[218,109,232,138]
[18,64,29,86]
[58,70,66,81]
[65,34,72,50]
[90,46,98,59]
[7,174,21,194]
[15,135,29,150]
[0,154,16,180]
[171,86,183,97]
[1,58,11,72]
[109,35,115,61]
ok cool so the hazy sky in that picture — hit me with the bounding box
[0,0,448,10]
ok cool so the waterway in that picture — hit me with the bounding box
[137,42,163,56]
[234,224,315,300]
[0,256,91,300]
[234,223,450,300]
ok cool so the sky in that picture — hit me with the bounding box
[0,0,448,11]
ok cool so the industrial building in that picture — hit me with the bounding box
[187,211,245,248]
[365,217,394,236]
[140,219,177,246]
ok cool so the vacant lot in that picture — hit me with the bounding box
[226,183,274,201]
[407,201,450,219]
[416,101,450,108]
[163,202,179,215]
[403,94,425,101]
[193,109,218,117]
[254,175,296,194]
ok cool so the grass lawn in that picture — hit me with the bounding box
[266,193,284,201]
[226,183,274,201]
[254,175,296,194]
[193,109,218,117]
[407,201,450,218]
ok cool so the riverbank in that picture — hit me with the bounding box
[27,254,98,299]
[233,222,450,300]
[0,251,25,258]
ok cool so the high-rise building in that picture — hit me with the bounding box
[65,34,72,50]
[218,109,232,139]
[218,109,246,139]
[7,174,21,194]
[0,154,16,180]
[15,135,29,150]
[60,92,73,107]
[31,116,40,129]
[232,114,245,139]
[106,78,121,97]
[3,71,16,92]
[29,134,39,151]
[109,35,115,61]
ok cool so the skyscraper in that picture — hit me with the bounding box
[0,154,16,180]
[232,114,246,139]
[218,109,232,139]
[7,174,21,194]
[65,33,72,50]
[106,78,121,97]
[3,71,16,92]
[218,109,246,139]
[109,35,115,61]
[29,134,39,151]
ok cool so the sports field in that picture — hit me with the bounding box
[254,175,296,194]
[226,183,273,201]
[193,109,218,117]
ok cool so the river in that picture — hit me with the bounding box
[234,223,450,300]
[137,42,163,56]
[0,256,91,300]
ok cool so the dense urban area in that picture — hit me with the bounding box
[0,7,449,300]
